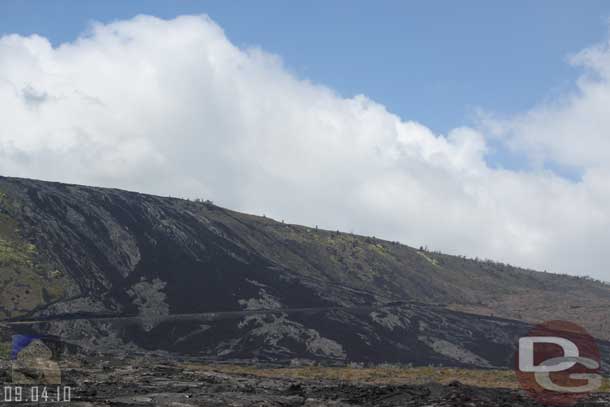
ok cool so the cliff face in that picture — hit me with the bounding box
[0,176,609,367]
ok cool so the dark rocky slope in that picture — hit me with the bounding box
[0,176,609,368]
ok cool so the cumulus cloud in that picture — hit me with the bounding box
[0,15,608,280]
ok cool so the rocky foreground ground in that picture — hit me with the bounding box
[2,356,609,407]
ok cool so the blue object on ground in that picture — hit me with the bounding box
[10,334,40,360]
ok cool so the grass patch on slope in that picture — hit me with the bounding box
[189,365,518,388]
[0,212,67,318]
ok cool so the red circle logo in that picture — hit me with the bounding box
[515,320,601,406]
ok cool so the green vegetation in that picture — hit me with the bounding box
[0,210,67,318]
[0,341,10,360]
[602,379,610,393]
[0,188,13,212]
[417,251,440,267]
[0,239,30,265]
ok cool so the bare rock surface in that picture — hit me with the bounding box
[24,357,608,407]
[11,339,61,384]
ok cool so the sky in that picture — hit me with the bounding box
[2,1,610,138]
[1,1,610,280]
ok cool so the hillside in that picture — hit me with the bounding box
[0,175,609,367]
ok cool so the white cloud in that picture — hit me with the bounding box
[0,15,608,281]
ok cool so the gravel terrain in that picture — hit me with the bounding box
[3,356,608,407]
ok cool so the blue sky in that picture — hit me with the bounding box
[1,0,609,135]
